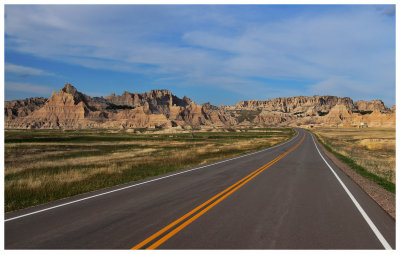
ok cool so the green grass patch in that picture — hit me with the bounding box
[314,134,395,193]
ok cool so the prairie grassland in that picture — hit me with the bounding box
[5,128,294,212]
[313,127,395,185]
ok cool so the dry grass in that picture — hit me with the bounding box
[5,148,158,176]
[313,127,395,183]
[5,128,294,212]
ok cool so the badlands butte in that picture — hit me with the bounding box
[5,83,395,130]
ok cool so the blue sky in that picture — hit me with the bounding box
[4,5,396,106]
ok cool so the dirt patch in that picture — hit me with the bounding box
[314,134,395,219]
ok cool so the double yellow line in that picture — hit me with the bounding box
[132,133,306,250]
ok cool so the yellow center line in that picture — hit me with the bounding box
[131,155,282,250]
[132,133,305,250]
[130,148,287,250]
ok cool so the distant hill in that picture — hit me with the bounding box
[5,83,395,129]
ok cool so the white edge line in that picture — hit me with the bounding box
[311,133,392,250]
[5,129,299,222]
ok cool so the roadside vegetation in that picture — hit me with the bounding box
[5,128,295,212]
[312,127,395,193]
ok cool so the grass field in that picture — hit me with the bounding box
[5,128,295,212]
[312,127,395,191]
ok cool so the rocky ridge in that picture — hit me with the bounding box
[5,97,47,120]
[4,83,395,129]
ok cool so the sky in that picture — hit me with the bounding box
[4,4,396,106]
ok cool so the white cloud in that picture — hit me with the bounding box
[5,82,53,95]
[5,63,54,76]
[4,5,395,105]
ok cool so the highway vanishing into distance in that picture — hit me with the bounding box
[5,129,395,249]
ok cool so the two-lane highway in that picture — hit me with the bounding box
[5,129,395,249]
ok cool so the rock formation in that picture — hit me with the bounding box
[5,97,47,120]
[4,83,395,129]
[355,100,388,113]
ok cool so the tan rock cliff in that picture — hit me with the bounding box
[4,83,395,129]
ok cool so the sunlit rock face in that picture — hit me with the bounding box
[4,83,395,129]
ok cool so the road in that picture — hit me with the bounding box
[4,128,395,249]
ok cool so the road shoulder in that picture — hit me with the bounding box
[312,133,395,219]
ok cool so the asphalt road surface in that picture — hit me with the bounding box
[5,128,395,249]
